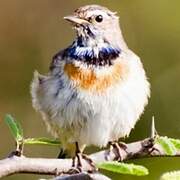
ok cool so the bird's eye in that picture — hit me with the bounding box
[95,15,103,23]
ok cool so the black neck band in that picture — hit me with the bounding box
[62,43,121,66]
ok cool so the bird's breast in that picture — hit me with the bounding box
[63,60,129,93]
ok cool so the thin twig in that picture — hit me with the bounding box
[151,116,157,138]
[0,138,179,179]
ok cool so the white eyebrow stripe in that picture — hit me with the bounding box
[87,10,109,18]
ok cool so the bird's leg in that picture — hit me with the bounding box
[70,142,82,173]
[69,142,97,174]
[57,148,67,159]
[106,141,128,161]
[81,153,97,172]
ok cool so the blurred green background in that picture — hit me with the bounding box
[0,0,180,179]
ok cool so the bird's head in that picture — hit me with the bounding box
[64,5,127,50]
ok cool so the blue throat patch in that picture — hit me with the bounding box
[62,43,121,66]
[51,37,121,69]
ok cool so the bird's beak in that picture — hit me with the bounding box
[64,15,90,25]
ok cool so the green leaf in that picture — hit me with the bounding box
[169,138,180,150]
[97,161,149,176]
[5,114,23,141]
[160,171,180,180]
[156,136,176,155]
[24,138,61,146]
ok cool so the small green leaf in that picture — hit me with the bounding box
[169,138,180,150]
[156,136,176,155]
[5,114,23,141]
[16,120,23,138]
[24,138,60,146]
[160,170,180,180]
[97,161,149,176]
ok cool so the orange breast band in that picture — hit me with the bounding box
[64,61,128,92]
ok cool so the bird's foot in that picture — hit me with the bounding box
[68,142,97,174]
[142,138,161,155]
[81,153,98,172]
[70,153,97,174]
[66,154,82,175]
[106,141,128,161]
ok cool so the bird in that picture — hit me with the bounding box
[31,4,150,171]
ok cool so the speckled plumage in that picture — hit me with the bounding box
[31,5,150,156]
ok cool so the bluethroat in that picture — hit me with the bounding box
[31,4,150,171]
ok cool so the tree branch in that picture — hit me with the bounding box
[0,138,179,179]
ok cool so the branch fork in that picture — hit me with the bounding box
[1,116,180,179]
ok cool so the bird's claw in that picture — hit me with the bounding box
[141,138,160,155]
[106,141,128,161]
[67,166,82,175]
[81,154,98,172]
[71,152,97,173]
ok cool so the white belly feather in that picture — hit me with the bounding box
[31,51,150,148]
